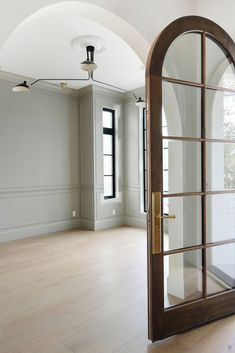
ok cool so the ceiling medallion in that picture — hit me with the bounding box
[72,35,107,54]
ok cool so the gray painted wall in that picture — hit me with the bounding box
[0,79,80,242]
[0,77,146,242]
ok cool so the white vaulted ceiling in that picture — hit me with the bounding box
[1,0,235,91]
[0,13,145,90]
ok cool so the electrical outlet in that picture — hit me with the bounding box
[72,210,77,217]
[112,209,116,216]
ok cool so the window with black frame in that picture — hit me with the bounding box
[143,108,147,212]
[103,108,116,199]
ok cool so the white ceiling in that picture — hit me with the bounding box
[0,14,145,91]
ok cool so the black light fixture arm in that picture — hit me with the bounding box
[13,45,144,106]
[90,72,138,100]
[30,74,139,101]
[30,74,91,86]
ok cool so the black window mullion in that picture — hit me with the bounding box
[103,127,113,135]
[103,108,116,199]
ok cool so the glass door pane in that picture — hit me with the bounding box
[206,36,235,89]
[207,194,235,243]
[163,140,201,194]
[207,243,235,295]
[163,82,201,138]
[164,249,203,308]
[163,196,202,251]
[163,33,201,83]
[206,89,235,140]
[206,142,235,191]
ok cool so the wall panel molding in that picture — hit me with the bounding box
[0,185,80,198]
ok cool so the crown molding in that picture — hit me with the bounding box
[92,84,125,100]
[77,83,125,101]
[124,85,145,103]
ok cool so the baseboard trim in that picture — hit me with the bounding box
[80,217,125,231]
[94,217,124,231]
[124,216,147,229]
[0,216,146,243]
[79,218,95,231]
[0,218,80,243]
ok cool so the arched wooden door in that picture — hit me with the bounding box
[146,16,235,342]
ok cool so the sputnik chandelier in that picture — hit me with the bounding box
[12,45,145,108]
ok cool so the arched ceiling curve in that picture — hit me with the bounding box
[0,1,152,90]
[1,0,235,90]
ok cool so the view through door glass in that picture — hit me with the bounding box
[162,32,235,308]
[147,18,235,342]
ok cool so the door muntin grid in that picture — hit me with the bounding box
[161,32,235,309]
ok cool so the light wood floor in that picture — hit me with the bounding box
[0,226,234,353]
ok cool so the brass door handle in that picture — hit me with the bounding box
[156,215,176,219]
[152,192,177,255]
[152,192,161,254]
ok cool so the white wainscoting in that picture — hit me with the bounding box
[0,186,80,242]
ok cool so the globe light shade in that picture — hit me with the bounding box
[80,60,97,73]
[12,81,30,92]
[135,97,146,108]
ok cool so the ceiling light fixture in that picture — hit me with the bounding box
[135,97,146,108]
[12,46,145,107]
[60,82,68,90]
[12,80,30,92]
[80,45,97,73]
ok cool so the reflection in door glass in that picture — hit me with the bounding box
[206,89,235,140]
[163,33,201,83]
[207,244,235,296]
[163,140,201,194]
[207,194,235,243]
[164,250,203,308]
[206,37,235,89]
[206,142,235,191]
[163,196,202,251]
[162,82,201,138]
[162,110,168,136]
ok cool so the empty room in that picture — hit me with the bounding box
[0,1,234,353]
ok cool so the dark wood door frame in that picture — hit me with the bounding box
[146,16,235,342]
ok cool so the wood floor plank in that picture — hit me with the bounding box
[0,226,234,353]
[43,343,73,353]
